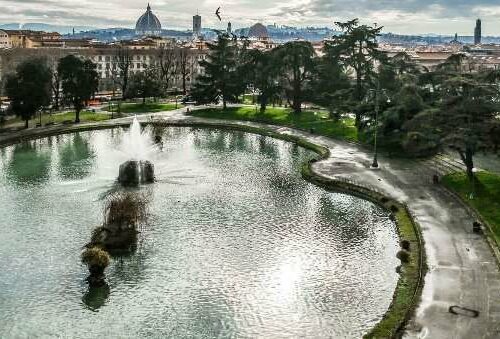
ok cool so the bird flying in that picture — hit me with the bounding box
[215,7,222,21]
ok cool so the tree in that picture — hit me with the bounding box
[126,67,162,104]
[435,76,499,179]
[244,49,281,112]
[176,48,194,95]
[274,41,315,113]
[58,55,99,123]
[51,68,62,111]
[332,19,384,127]
[192,33,242,109]
[5,58,52,128]
[157,46,177,94]
[311,41,351,117]
[114,47,133,99]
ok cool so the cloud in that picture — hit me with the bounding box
[0,0,497,34]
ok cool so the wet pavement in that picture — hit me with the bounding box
[1,106,499,338]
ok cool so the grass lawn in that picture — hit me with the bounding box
[192,107,359,141]
[105,102,182,114]
[48,111,111,123]
[442,171,500,248]
[2,111,111,128]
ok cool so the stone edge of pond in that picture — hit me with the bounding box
[0,119,426,339]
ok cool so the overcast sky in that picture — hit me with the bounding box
[1,0,499,35]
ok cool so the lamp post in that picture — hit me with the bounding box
[371,81,381,168]
[470,167,478,200]
[368,80,390,169]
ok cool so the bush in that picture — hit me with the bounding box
[400,240,411,251]
[396,250,411,263]
[81,247,110,268]
[104,192,149,228]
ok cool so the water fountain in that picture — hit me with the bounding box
[118,117,155,185]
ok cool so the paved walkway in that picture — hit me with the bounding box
[1,107,499,338]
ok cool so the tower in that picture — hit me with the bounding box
[227,22,232,34]
[193,14,202,37]
[474,19,482,45]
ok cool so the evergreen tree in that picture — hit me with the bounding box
[436,76,499,179]
[5,58,52,128]
[311,41,351,118]
[192,33,242,109]
[58,55,99,123]
[274,41,315,113]
[244,49,281,112]
[332,19,384,127]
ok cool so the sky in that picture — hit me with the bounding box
[1,0,500,35]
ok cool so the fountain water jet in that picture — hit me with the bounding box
[118,117,155,185]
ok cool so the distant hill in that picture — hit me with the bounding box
[0,23,98,34]
[64,28,193,42]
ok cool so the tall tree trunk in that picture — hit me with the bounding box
[223,99,227,110]
[182,76,187,95]
[458,147,475,181]
[75,108,81,123]
[24,118,29,129]
[260,93,268,113]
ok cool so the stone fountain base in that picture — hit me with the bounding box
[118,160,154,186]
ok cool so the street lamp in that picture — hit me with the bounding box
[470,167,478,200]
[367,80,391,169]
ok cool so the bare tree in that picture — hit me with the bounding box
[157,45,177,94]
[177,48,195,95]
[114,47,133,99]
[51,68,62,111]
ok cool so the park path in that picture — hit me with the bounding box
[0,106,499,338]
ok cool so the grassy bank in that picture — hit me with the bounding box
[3,111,111,128]
[191,107,359,141]
[105,102,181,114]
[442,171,500,248]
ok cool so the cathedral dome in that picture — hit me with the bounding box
[248,23,269,39]
[135,4,162,36]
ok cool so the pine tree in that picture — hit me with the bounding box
[192,33,242,109]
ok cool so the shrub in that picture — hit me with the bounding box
[400,240,411,251]
[104,192,149,228]
[396,250,411,263]
[81,247,110,268]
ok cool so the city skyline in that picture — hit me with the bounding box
[1,1,500,35]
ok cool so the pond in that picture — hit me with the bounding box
[0,126,399,338]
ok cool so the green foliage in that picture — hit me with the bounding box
[81,247,110,268]
[442,171,500,248]
[274,41,315,113]
[192,33,243,109]
[332,19,384,126]
[397,250,411,263]
[58,55,99,123]
[310,42,351,115]
[126,67,162,104]
[243,49,282,112]
[5,58,53,128]
[435,75,499,178]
